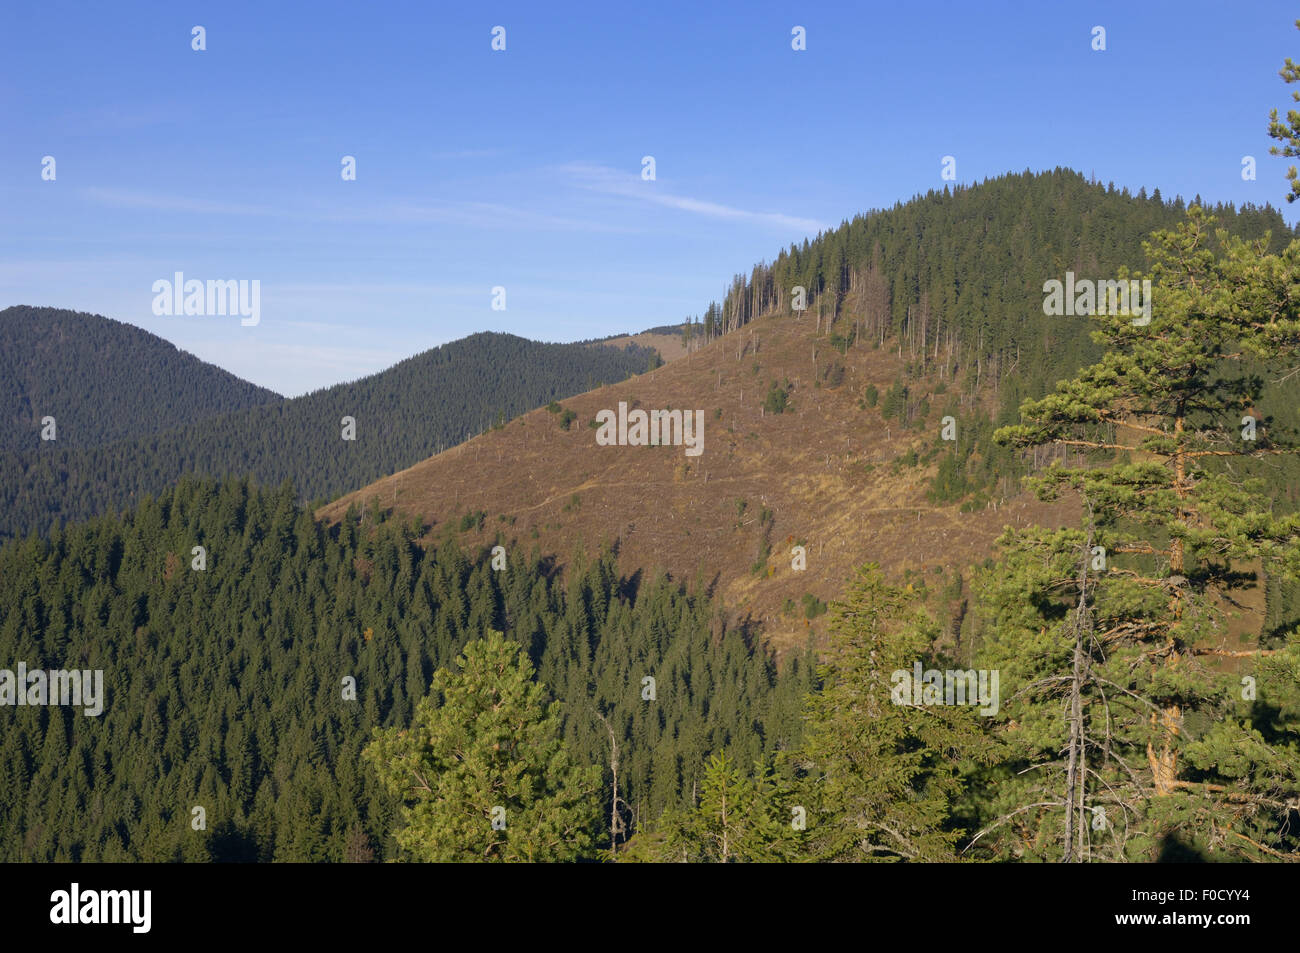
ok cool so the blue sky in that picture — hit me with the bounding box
[3,0,1298,395]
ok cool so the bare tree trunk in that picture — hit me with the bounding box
[720,787,729,862]
[1063,513,1096,862]
[594,710,627,856]
[1149,409,1188,795]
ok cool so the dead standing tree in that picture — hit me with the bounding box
[594,708,630,856]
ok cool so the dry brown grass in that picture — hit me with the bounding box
[319,310,1078,656]
[595,332,691,362]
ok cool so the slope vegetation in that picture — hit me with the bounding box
[321,308,1072,655]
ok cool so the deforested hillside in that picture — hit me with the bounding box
[320,305,1077,656]
[322,171,1298,652]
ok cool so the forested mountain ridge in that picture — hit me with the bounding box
[0,324,660,541]
[693,168,1293,400]
[0,305,281,451]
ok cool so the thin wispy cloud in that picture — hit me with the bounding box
[429,148,506,160]
[559,162,827,233]
[274,280,483,295]
[83,169,821,235]
[336,200,636,233]
[82,188,273,216]
[79,187,630,233]
[53,105,173,134]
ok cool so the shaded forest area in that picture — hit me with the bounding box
[0,306,281,451]
[0,318,660,542]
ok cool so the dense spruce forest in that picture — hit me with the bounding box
[0,323,659,542]
[0,477,811,861]
[0,306,281,451]
[695,169,1293,388]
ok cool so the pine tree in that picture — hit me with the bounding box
[1267,19,1300,203]
[987,208,1300,860]
[624,752,795,863]
[797,565,992,861]
[363,631,601,862]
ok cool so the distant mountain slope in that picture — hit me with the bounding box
[0,306,281,451]
[0,326,660,539]
[590,331,688,362]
